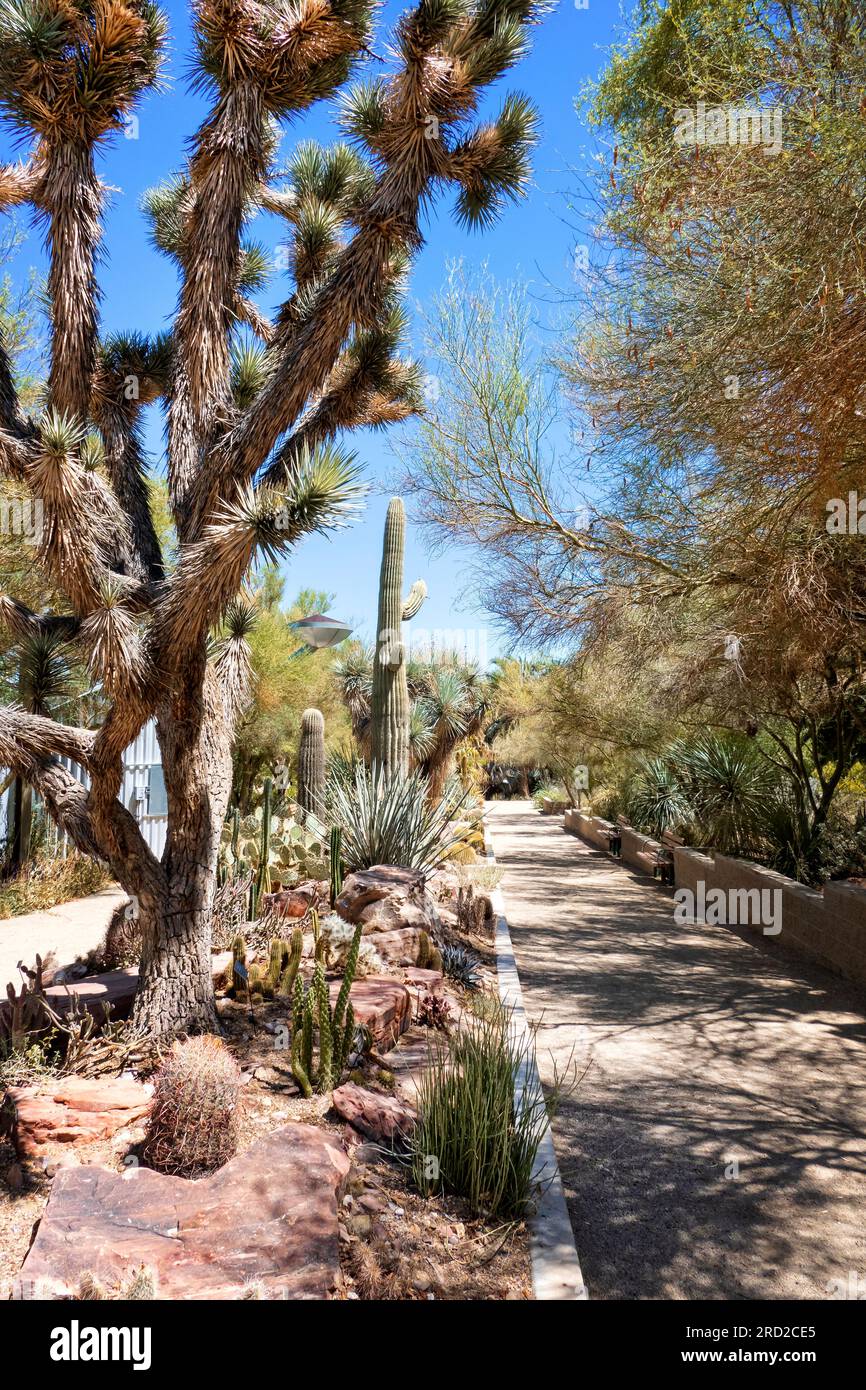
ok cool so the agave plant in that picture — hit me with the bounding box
[440,942,483,992]
[327,763,470,875]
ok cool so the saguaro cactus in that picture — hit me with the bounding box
[297,708,326,817]
[371,498,427,775]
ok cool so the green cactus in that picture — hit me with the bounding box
[278,928,304,996]
[298,708,326,818]
[287,922,363,1095]
[255,778,274,908]
[417,930,431,969]
[229,933,247,999]
[314,961,333,1092]
[264,938,285,994]
[291,972,313,1097]
[311,908,328,964]
[371,497,427,776]
[428,946,443,973]
[329,825,343,907]
[248,962,267,999]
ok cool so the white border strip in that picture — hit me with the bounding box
[484,827,588,1301]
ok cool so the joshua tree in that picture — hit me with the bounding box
[0,0,545,1036]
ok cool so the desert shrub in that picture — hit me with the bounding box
[327,763,469,874]
[765,798,866,887]
[143,1035,241,1177]
[416,992,452,1031]
[86,900,140,971]
[77,1266,157,1300]
[531,782,566,809]
[210,872,256,951]
[451,862,504,893]
[410,1001,548,1218]
[0,853,110,920]
[0,1038,57,1089]
[588,784,623,822]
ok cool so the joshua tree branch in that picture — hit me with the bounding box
[96,404,165,584]
[0,596,80,643]
[40,143,104,421]
[0,732,165,892]
[0,706,97,770]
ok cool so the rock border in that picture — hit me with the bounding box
[483,823,588,1301]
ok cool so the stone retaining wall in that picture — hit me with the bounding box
[564,809,866,990]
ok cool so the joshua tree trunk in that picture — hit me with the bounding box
[0,0,543,1037]
[132,669,233,1033]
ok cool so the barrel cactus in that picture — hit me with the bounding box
[371,498,427,776]
[297,708,326,817]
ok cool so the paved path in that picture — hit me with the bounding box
[0,886,126,989]
[485,800,866,1300]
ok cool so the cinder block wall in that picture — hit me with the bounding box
[565,812,866,991]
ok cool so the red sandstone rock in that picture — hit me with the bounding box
[15,1122,350,1301]
[3,1076,151,1159]
[328,976,412,1050]
[402,966,445,1007]
[363,926,422,966]
[331,1082,416,1144]
[262,879,327,919]
[336,865,441,936]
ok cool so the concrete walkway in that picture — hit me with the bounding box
[485,800,866,1301]
[0,886,126,989]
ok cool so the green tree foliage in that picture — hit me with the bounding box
[230,577,352,811]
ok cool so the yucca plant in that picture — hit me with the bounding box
[327,762,469,874]
[624,757,692,839]
[676,734,782,855]
[334,649,488,796]
[0,0,547,1036]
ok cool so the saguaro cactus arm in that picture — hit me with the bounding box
[402,579,427,622]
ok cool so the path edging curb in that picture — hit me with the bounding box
[483,823,588,1301]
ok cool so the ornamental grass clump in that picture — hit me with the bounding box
[143,1035,241,1177]
[410,1001,548,1218]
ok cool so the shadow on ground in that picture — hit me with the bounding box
[486,801,866,1301]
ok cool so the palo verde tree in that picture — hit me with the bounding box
[0,0,546,1035]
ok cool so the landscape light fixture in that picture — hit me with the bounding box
[288,613,353,656]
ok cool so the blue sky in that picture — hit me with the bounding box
[0,0,625,662]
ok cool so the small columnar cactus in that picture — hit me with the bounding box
[371,498,427,776]
[143,1036,241,1177]
[278,928,304,996]
[290,922,362,1096]
[228,932,247,999]
[297,708,326,818]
